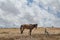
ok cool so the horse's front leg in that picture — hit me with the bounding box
[21,28,25,34]
[29,29,32,36]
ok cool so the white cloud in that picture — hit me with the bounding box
[0,0,60,28]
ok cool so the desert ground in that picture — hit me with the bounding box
[0,27,60,40]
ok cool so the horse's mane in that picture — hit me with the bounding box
[32,24,37,27]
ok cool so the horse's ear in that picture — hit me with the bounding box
[36,24,37,26]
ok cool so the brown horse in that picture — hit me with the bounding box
[20,24,38,35]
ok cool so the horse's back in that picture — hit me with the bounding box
[21,24,32,29]
[20,24,38,29]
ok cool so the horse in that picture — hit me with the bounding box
[20,24,38,35]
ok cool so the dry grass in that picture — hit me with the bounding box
[0,27,60,40]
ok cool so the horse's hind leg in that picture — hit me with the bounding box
[21,30,23,34]
[20,25,23,34]
[21,28,24,34]
[20,28,23,34]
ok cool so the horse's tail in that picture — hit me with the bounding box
[20,25,23,34]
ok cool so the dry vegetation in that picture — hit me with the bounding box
[0,27,60,40]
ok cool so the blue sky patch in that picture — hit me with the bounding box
[27,0,33,6]
[56,11,60,18]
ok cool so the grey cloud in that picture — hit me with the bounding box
[0,16,18,28]
[0,0,20,15]
[23,13,38,24]
[0,0,60,28]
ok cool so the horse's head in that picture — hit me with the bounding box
[33,24,38,29]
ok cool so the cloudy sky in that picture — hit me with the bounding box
[0,0,60,28]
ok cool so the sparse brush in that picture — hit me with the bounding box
[0,28,60,40]
[0,32,9,34]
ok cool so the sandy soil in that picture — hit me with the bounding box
[0,27,60,40]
